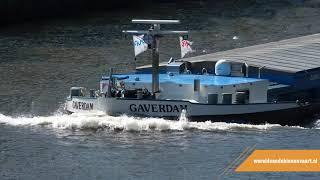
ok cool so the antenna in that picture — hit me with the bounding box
[131,19,180,24]
[122,19,188,96]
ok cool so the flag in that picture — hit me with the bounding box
[179,36,193,58]
[133,35,148,56]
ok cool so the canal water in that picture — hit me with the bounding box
[1,0,320,179]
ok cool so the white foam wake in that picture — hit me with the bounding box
[312,119,320,129]
[0,112,281,132]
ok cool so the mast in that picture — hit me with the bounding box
[122,19,188,96]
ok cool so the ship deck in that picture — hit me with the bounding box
[110,74,265,86]
[136,33,320,89]
[138,33,320,73]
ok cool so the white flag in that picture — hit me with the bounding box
[180,36,193,58]
[133,35,148,56]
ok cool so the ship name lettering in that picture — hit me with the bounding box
[72,101,94,110]
[129,104,187,113]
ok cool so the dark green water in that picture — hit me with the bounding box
[1,1,320,179]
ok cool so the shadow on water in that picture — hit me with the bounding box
[0,0,315,26]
